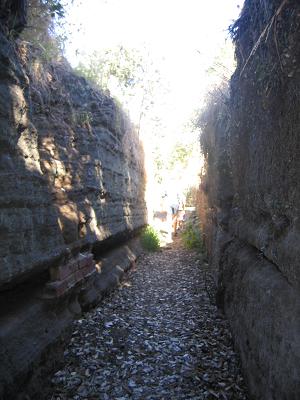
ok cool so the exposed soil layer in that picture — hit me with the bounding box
[42,238,247,400]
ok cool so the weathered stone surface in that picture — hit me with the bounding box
[220,241,300,400]
[0,40,146,290]
[198,1,300,398]
[0,9,146,397]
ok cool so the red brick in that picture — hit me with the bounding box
[49,258,83,281]
[65,273,76,288]
[45,280,68,297]
[69,259,79,273]
[87,263,96,274]
[82,263,96,277]
[78,253,94,269]
[50,264,71,281]
[46,254,96,296]
[75,269,84,282]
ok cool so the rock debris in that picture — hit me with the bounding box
[48,240,248,399]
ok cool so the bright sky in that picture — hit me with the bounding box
[63,0,244,203]
[65,0,243,128]
[65,0,243,56]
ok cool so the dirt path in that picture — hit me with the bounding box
[47,239,247,400]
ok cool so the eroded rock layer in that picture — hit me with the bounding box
[0,5,146,397]
[0,34,146,290]
[199,1,300,398]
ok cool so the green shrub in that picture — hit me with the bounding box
[181,221,203,251]
[141,226,160,251]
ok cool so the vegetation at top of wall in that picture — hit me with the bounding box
[20,0,67,62]
[141,226,161,252]
[9,1,146,180]
[74,45,165,139]
[229,0,300,93]
[75,46,145,92]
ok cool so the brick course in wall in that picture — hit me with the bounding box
[45,253,96,298]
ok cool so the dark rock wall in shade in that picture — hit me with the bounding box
[198,1,300,398]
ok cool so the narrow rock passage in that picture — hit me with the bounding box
[49,239,247,400]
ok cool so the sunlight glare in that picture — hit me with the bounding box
[64,0,244,231]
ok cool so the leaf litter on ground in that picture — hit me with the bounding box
[48,237,248,400]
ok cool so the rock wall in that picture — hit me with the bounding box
[0,45,146,290]
[198,1,300,398]
[0,4,146,397]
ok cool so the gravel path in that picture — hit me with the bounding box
[49,239,248,400]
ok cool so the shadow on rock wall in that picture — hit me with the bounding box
[0,39,146,291]
[197,1,300,398]
[0,21,146,398]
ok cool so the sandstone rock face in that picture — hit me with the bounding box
[199,1,300,398]
[0,9,146,396]
[0,37,146,291]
